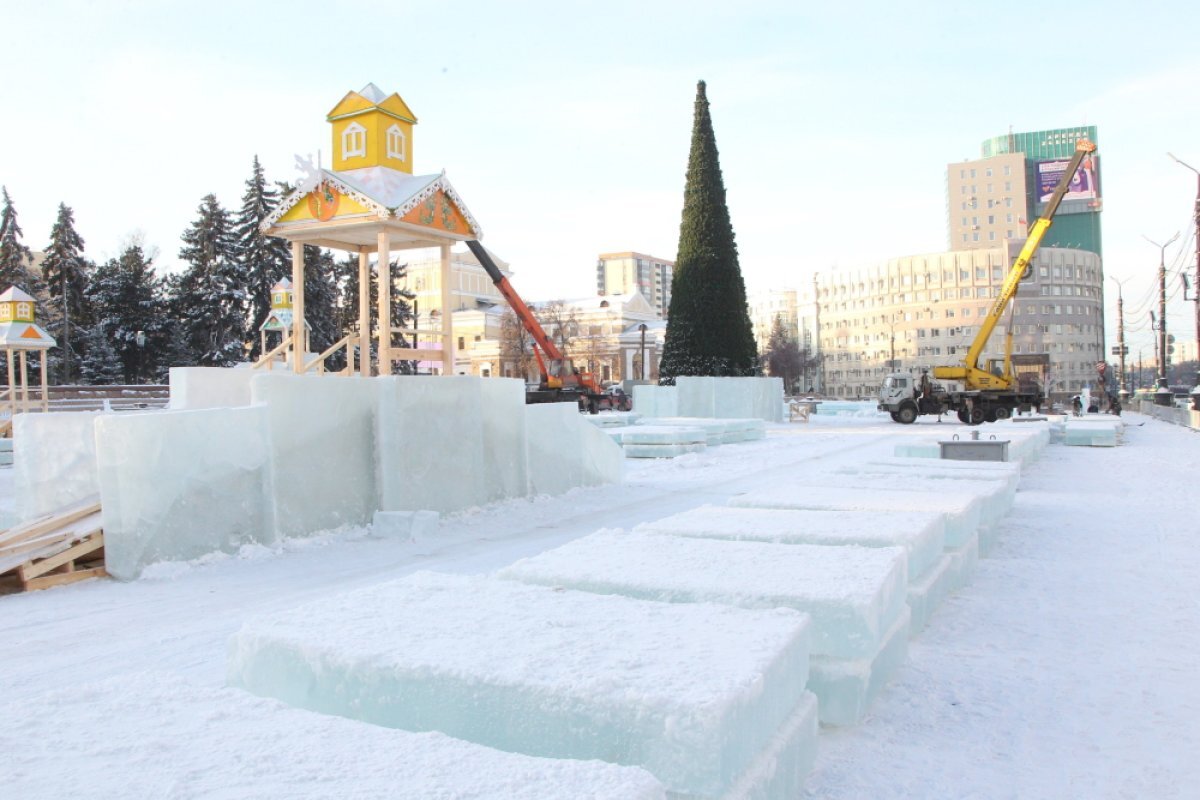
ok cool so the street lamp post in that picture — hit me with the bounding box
[1144,232,1180,405]
[1109,276,1129,402]
[638,323,647,381]
[1168,152,1200,410]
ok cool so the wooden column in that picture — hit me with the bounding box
[377,231,392,375]
[39,350,48,412]
[358,249,371,377]
[4,349,14,421]
[440,243,453,375]
[18,350,29,414]
[291,241,305,374]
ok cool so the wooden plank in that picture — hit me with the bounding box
[19,533,104,581]
[23,566,107,592]
[0,499,100,549]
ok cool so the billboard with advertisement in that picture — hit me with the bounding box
[1037,155,1101,205]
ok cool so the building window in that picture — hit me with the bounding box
[342,121,367,159]
[457,336,465,349]
[1004,165,1011,176]
[988,232,996,241]
[386,124,406,161]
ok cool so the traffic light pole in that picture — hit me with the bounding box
[1110,277,1128,400]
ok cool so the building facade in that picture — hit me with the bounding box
[951,126,1102,256]
[792,245,1104,402]
[596,252,673,319]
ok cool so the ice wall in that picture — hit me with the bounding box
[676,376,783,422]
[13,411,102,521]
[526,402,623,496]
[96,406,273,580]
[252,374,380,537]
[377,376,529,513]
[169,366,257,410]
[632,384,677,417]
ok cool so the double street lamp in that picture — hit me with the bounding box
[1143,232,1179,405]
[1168,152,1200,409]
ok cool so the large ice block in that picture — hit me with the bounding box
[0,672,666,799]
[732,484,983,549]
[169,365,256,409]
[613,425,708,445]
[635,505,945,586]
[499,529,906,660]
[945,532,980,590]
[525,402,622,496]
[228,572,812,799]
[13,411,101,521]
[632,384,677,417]
[808,607,911,726]
[252,374,380,537]
[676,376,784,422]
[377,376,529,513]
[825,465,1015,527]
[95,406,273,580]
[1064,423,1118,447]
[623,443,708,459]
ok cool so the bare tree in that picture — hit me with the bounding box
[499,308,536,381]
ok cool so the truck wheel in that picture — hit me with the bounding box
[890,411,901,422]
[968,406,986,425]
[993,406,1011,420]
[956,407,970,424]
[984,407,998,423]
[896,404,918,424]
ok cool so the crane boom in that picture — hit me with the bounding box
[934,137,1097,391]
[465,239,565,363]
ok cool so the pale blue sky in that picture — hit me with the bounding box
[3,0,1199,362]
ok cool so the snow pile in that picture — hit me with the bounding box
[0,672,666,799]
[499,529,910,725]
[228,571,816,799]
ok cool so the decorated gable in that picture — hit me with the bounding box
[278,183,373,223]
[399,190,471,234]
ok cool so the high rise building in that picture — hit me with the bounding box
[948,126,1102,256]
[596,252,673,318]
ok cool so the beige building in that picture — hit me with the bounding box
[596,252,673,319]
[749,289,802,350]
[946,153,1029,250]
[399,244,511,321]
[768,244,1104,402]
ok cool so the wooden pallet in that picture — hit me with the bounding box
[0,499,106,592]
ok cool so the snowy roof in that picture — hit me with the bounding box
[0,320,55,348]
[263,168,482,238]
[0,286,35,303]
[358,82,386,103]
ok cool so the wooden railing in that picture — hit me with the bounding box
[303,334,357,376]
[0,384,169,415]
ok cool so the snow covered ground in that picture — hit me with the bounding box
[2,407,1198,798]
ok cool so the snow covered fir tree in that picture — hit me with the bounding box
[657,81,759,384]
[173,193,249,367]
[40,203,92,383]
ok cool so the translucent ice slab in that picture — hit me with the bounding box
[377,376,529,513]
[676,376,784,421]
[228,572,811,799]
[499,529,906,660]
[945,532,980,591]
[1064,425,1118,447]
[732,485,982,549]
[0,672,666,799]
[826,465,1015,528]
[169,365,256,409]
[906,554,953,635]
[525,403,623,496]
[13,411,101,521]
[95,406,273,580]
[632,384,678,417]
[615,425,708,445]
[808,607,911,726]
[623,443,708,459]
[635,505,945,587]
[252,374,380,536]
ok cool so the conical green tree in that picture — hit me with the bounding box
[657,80,758,383]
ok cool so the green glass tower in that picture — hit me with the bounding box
[981,126,1102,256]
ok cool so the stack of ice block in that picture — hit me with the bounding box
[823,463,1016,554]
[606,425,708,458]
[582,412,641,428]
[1063,418,1121,447]
[635,505,951,635]
[498,530,910,727]
[0,673,666,799]
[732,485,983,592]
[228,572,818,799]
[637,417,765,446]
